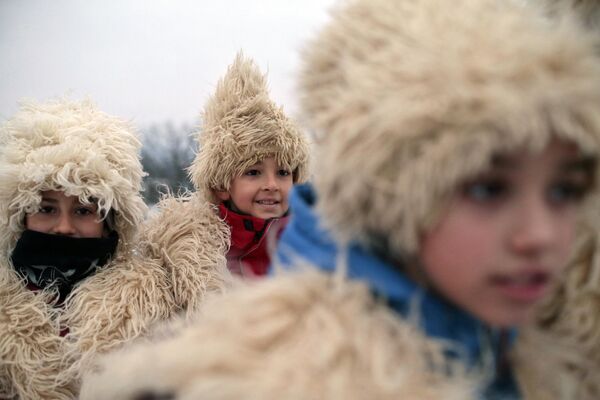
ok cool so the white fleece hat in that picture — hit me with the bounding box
[0,98,147,256]
[189,52,311,203]
[301,0,600,256]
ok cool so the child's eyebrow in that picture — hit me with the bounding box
[490,155,596,173]
[40,197,58,203]
[559,157,596,173]
[490,155,517,170]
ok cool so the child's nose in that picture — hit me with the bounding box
[262,174,279,191]
[509,199,557,255]
[52,214,77,236]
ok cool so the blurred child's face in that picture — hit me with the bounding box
[217,157,293,219]
[26,190,104,238]
[418,140,593,328]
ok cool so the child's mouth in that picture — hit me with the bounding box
[256,200,279,206]
[491,271,551,303]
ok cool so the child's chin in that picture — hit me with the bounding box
[253,210,283,219]
[478,308,535,329]
[252,206,287,219]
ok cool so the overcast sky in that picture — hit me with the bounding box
[0,0,337,129]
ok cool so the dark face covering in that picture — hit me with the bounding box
[11,229,119,301]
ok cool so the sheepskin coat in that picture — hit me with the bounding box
[80,270,477,400]
[137,194,231,316]
[0,99,229,399]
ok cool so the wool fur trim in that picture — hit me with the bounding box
[0,266,76,399]
[57,253,178,386]
[1,202,230,398]
[61,193,232,379]
[80,269,476,400]
[189,52,311,203]
[1,192,232,398]
[136,193,232,315]
[300,0,600,255]
[1,249,187,397]
[0,98,147,257]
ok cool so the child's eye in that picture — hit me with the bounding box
[75,207,96,216]
[244,169,260,176]
[547,181,587,205]
[38,206,55,214]
[463,179,508,203]
[278,169,291,177]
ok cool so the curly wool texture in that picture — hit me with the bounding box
[137,193,232,316]
[0,98,147,256]
[300,0,600,256]
[55,197,233,392]
[189,52,311,203]
[57,253,178,386]
[80,270,476,400]
[0,267,76,399]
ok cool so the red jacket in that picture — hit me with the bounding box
[219,203,289,277]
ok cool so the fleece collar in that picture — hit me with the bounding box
[218,203,273,249]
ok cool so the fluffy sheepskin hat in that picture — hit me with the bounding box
[189,52,311,203]
[0,98,147,256]
[301,0,600,255]
[536,0,600,30]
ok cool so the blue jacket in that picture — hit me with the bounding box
[276,183,520,399]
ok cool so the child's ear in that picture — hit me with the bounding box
[215,191,230,201]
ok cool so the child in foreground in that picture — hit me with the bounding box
[79,0,600,399]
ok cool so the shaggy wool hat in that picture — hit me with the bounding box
[536,0,600,30]
[189,52,310,203]
[301,0,600,256]
[0,98,147,256]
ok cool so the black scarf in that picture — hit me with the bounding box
[11,229,119,300]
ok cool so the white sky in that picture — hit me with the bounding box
[0,0,337,128]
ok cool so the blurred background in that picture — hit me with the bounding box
[0,0,335,203]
